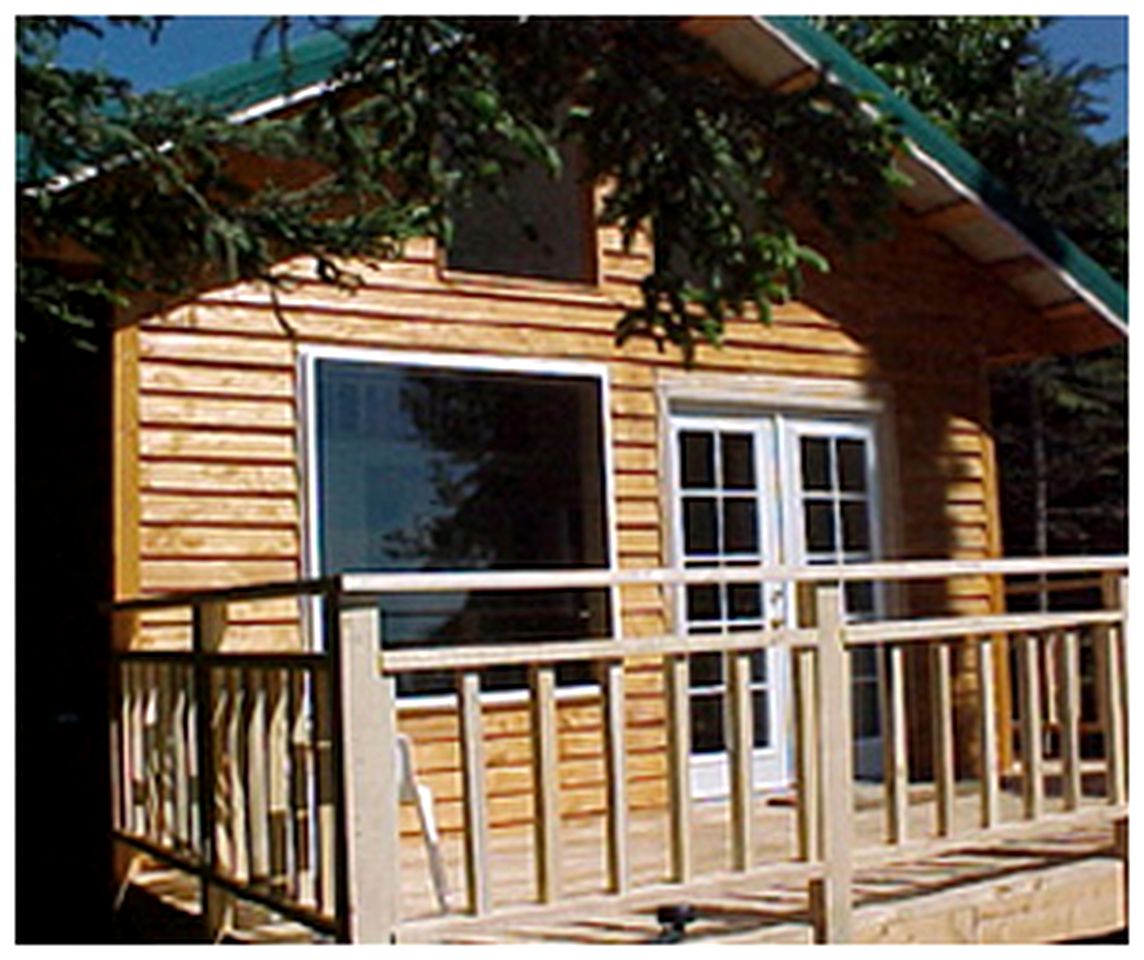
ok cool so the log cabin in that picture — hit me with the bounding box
[20,15,1127,944]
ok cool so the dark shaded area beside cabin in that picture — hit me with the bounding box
[16,299,116,942]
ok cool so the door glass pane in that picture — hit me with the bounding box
[845,581,875,619]
[750,650,768,683]
[841,501,871,551]
[684,497,718,554]
[723,498,759,553]
[691,696,724,753]
[687,584,721,623]
[800,437,831,491]
[836,438,868,492]
[852,681,881,738]
[690,652,723,688]
[728,583,763,621]
[721,433,756,490]
[680,432,715,489]
[752,690,771,746]
[803,500,836,553]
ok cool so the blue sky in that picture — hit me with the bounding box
[56,16,1128,142]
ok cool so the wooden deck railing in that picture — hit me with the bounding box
[109,556,1128,943]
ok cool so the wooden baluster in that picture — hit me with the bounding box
[227,669,249,883]
[289,669,315,905]
[186,663,201,854]
[793,647,819,862]
[977,636,1001,829]
[193,600,231,941]
[1057,630,1082,811]
[337,605,400,943]
[930,640,955,837]
[157,661,174,846]
[600,659,629,895]
[313,665,337,914]
[171,663,190,852]
[529,664,562,903]
[143,662,160,841]
[1017,633,1044,820]
[881,643,909,844]
[267,669,290,893]
[809,584,853,943]
[664,654,692,884]
[128,661,146,836]
[246,668,270,883]
[1098,573,1127,806]
[457,671,490,916]
[727,651,754,871]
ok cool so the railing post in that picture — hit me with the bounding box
[192,600,232,941]
[336,603,400,943]
[793,646,819,862]
[1098,573,1127,806]
[809,584,853,943]
[600,658,630,895]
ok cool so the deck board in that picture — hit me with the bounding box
[123,780,1124,944]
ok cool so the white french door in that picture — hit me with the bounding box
[669,409,885,798]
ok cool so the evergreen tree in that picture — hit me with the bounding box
[821,16,1127,557]
[18,16,906,359]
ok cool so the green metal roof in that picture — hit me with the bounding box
[23,16,1125,328]
[764,16,1126,326]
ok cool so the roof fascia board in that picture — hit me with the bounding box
[755,15,1126,332]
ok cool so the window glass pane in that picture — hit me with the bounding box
[836,438,868,492]
[680,431,715,489]
[841,501,871,551]
[750,650,768,683]
[683,497,719,555]
[686,584,721,623]
[800,437,831,491]
[852,681,881,738]
[803,500,836,553]
[316,359,610,694]
[720,433,756,490]
[690,695,724,753]
[752,690,771,746]
[723,498,759,553]
[728,583,762,621]
[690,652,723,689]
[447,142,593,283]
[845,581,876,619]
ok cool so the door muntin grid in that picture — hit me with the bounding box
[675,424,779,757]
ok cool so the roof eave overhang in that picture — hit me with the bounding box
[685,15,1126,352]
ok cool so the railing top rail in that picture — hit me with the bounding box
[106,556,1127,612]
[340,555,1128,596]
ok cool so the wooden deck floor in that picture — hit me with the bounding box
[127,778,1126,944]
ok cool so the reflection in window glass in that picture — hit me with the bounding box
[315,359,610,694]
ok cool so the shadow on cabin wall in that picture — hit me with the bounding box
[793,206,1023,781]
[16,294,116,943]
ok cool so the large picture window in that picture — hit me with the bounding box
[311,354,612,695]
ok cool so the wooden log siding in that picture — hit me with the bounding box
[120,205,1015,833]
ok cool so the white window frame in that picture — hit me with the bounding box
[297,344,620,708]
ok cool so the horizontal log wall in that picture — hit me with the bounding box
[117,204,1036,832]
